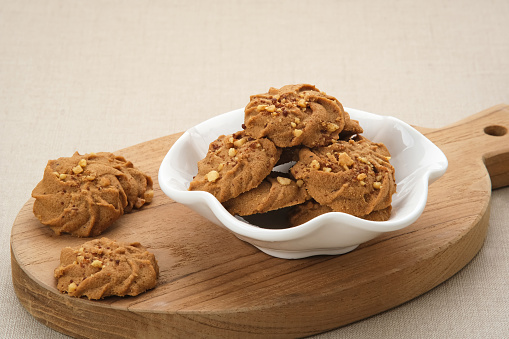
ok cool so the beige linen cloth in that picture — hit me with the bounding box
[1,0,508,338]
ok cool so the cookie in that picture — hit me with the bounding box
[244,84,361,148]
[290,135,396,217]
[188,131,281,202]
[222,173,310,216]
[289,201,392,227]
[32,152,153,237]
[54,237,159,300]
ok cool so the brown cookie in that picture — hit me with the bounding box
[54,237,159,300]
[222,173,310,216]
[290,135,396,217]
[32,152,153,237]
[244,84,354,148]
[289,201,392,227]
[188,131,281,202]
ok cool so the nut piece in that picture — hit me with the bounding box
[337,152,354,170]
[276,176,292,186]
[266,105,276,113]
[257,104,267,112]
[206,170,220,182]
[233,138,246,147]
[91,260,103,269]
[357,173,367,181]
[373,182,382,189]
[79,159,87,167]
[296,179,304,187]
[72,165,83,174]
[310,159,321,170]
[326,123,339,132]
[293,129,303,137]
[228,148,237,157]
[68,282,77,293]
[298,99,307,108]
[59,173,67,180]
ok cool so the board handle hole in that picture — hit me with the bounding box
[484,125,507,137]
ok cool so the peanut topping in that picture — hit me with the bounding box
[373,182,382,189]
[91,260,103,269]
[326,123,339,132]
[322,167,332,173]
[72,165,83,174]
[53,171,60,177]
[228,148,237,157]
[357,173,367,181]
[296,179,304,188]
[337,152,354,170]
[68,282,77,293]
[217,163,224,171]
[290,122,297,128]
[206,170,220,182]
[85,174,96,181]
[293,129,303,137]
[59,173,67,180]
[233,138,246,147]
[79,159,87,167]
[298,99,307,108]
[256,104,267,112]
[276,176,292,186]
[266,105,276,113]
[310,159,321,170]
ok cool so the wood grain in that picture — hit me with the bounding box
[10,105,509,338]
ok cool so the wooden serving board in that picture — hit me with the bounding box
[11,105,509,338]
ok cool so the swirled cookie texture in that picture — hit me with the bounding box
[54,237,159,300]
[244,84,362,148]
[32,152,153,237]
[290,135,396,218]
[188,131,281,202]
[222,173,310,216]
[289,200,393,227]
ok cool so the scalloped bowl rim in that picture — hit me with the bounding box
[158,107,448,249]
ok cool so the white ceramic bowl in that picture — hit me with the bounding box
[158,108,448,259]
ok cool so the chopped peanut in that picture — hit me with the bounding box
[68,282,77,293]
[266,105,276,113]
[276,176,292,186]
[233,138,246,147]
[337,152,354,170]
[91,260,103,269]
[326,123,339,132]
[59,173,67,180]
[293,129,303,137]
[217,163,224,171]
[72,165,83,174]
[206,170,220,182]
[322,167,332,173]
[310,159,321,170]
[79,159,87,167]
[357,173,367,181]
[296,179,304,187]
[257,104,267,112]
[228,148,237,157]
[290,122,297,128]
[298,99,307,108]
[373,182,382,189]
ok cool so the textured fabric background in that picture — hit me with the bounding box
[1,0,508,338]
